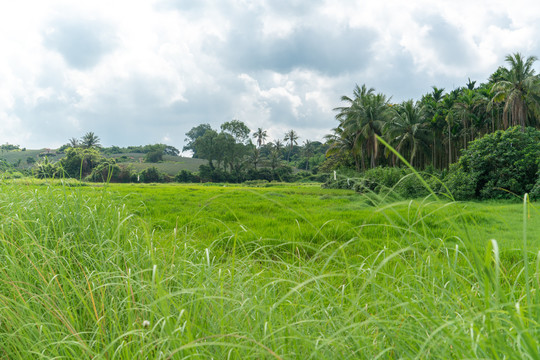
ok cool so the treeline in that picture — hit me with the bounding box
[17,127,329,184]
[325,53,540,171]
[182,120,328,182]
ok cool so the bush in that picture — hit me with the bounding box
[139,166,163,183]
[175,170,200,183]
[145,150,163,163]
[454,126,540,199]
[34,158,61,179]
[60,147,104,179]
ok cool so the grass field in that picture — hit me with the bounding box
[0,180,540,358]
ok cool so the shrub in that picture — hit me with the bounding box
[139,166,163,183]
[145,150,163,163]
[453,126,540,199]
[175,170,200,183]
[34,158,61,179]
[60,147,104,178]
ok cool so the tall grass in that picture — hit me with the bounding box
[0,179,539,359]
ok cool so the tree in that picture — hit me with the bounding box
[449,126,540,199]
[384,100,429,167]
[336,87,390,169]
[164,145,179,156]
[492,53,540,129]
[221,120,250,144]
[284,129,299,162]
[184,124,212,156]
[192,130,220,169]
[302,140,314,170]
[60,147,105,178]
[145,151,163,163]
[68,137,80,148]
[253,128,268,148]
[81,132,101,149]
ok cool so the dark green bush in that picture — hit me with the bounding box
[139,166,163,183]
[453,126,540,199]
[145,150,163,163]
[175,170,200,183]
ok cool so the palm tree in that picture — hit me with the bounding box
[453,89,477,149]
[333,84,376,170]
[492,53,540,129]
[340,92,391,169]
[81,132,101,148]
[250,147,260,169]
[325,126,358,170]
[384,100,429,167]
[252,128,268,148]
[302,140,314,170]
[284,130,299,162]
[68,137,80,148]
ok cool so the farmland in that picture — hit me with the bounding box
[0,180,539,358]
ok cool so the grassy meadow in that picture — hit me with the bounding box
[1,179,540,358]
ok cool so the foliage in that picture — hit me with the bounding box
[174,169,200,183]
[325,53,540,172]
[183,123,213,156]
[81,131,101,148]
[88,161,134,183]
[59,147,106,179]
[444,163,477,200]
[456,126,540,199]
[34,157,61,179]
[144,150,163,163]
[139,166,164,183]
[0,143,20,152]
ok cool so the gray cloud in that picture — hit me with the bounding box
[43,19,117,70]
[419,15,476,68]
[211,24,377,76]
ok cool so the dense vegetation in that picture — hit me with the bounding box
[326,53,540,172]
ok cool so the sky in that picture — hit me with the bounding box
[1,0,540,151]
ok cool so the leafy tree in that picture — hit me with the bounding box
[145,151,163,163]
[184,123,212,156]
[221,120,250,144]
[164,145,179,156]
[192,129,220,169]
[59,147,105,178]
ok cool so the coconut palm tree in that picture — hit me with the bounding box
[384,100,429,167]
[252,128,268,148]
[302,140,314,170]
[68,137,80,148]
[340,92,391,169]
[284,130,299,162]
[492,53,540,129]
[81,132,101,149]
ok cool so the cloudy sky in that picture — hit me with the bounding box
[1,0,540,151]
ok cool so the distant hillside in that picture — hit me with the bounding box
[0,149,207,174]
